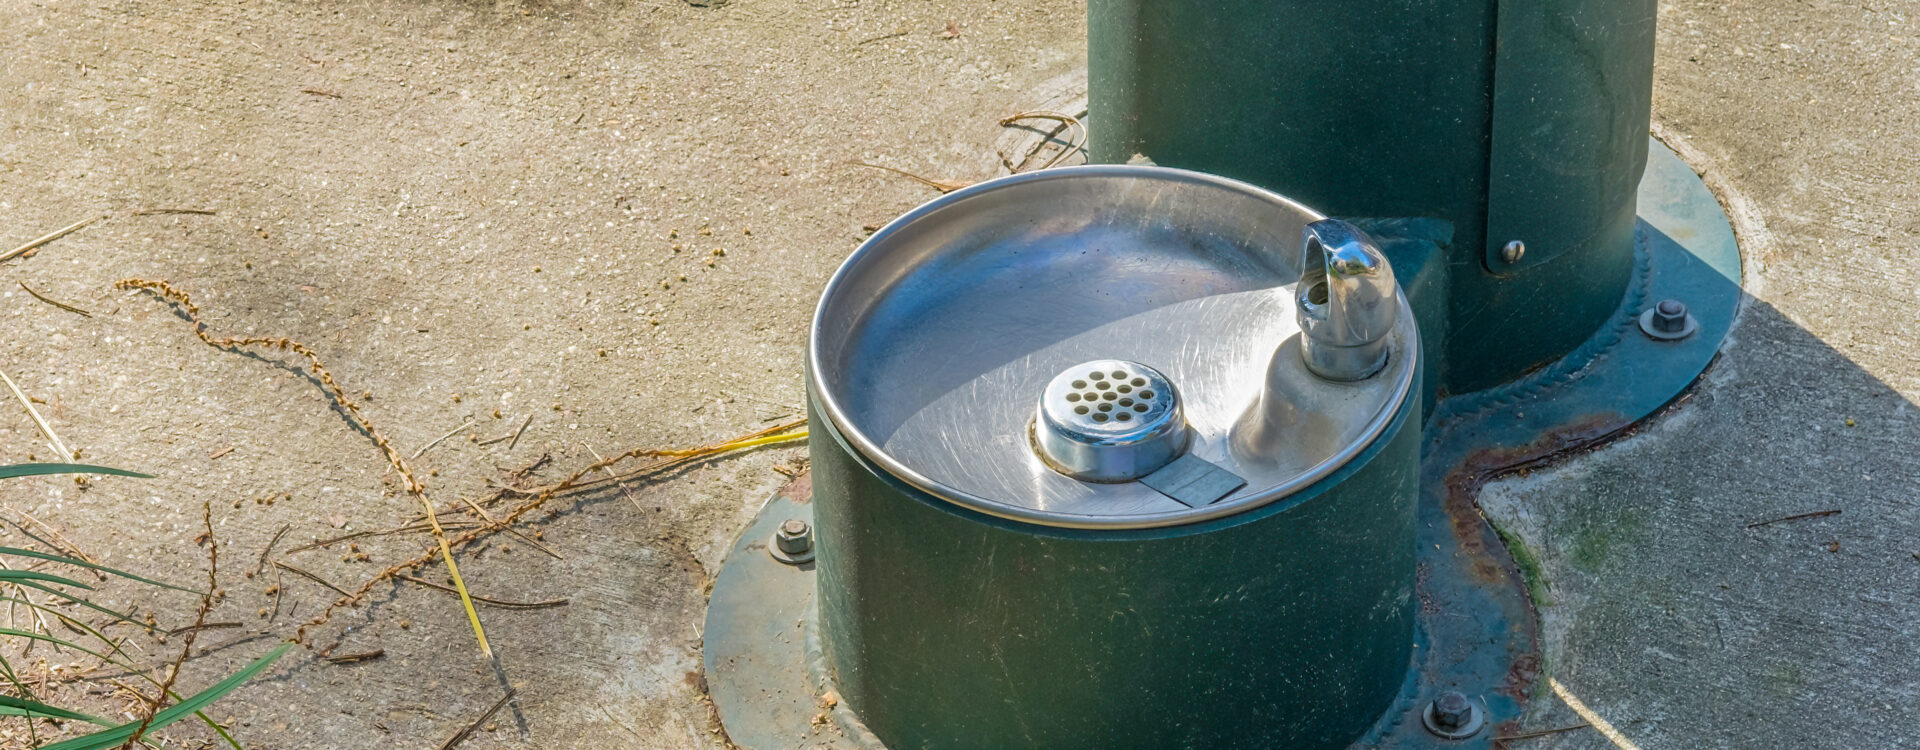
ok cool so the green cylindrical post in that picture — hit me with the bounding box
[812,391,1421,750]
[1090,0,1656,394]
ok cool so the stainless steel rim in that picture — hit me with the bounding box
[808,165,1418,530]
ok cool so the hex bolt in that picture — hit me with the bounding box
[776,520,812,552]
[1500,240,1526,264]
[769,519,815,564]
[1638,297,1699,341]
[1432,692,1471,728]
[1421,690,1485,739]
[1652,300,1687,331]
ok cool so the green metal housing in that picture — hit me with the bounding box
[810,387,1422,750]
[707,144,1745,750]
[703,5,1707,748]
[1089,0,1656,395]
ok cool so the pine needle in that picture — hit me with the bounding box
[438,689,514,750]
[18,282,93,317]
[852,162,972,193]
[1,215,101,264]
[426,510,489,656]
[410,419,476,459]
[997,110,1087,172]
[395,575,567,609]
[656,429,807,456]
[0,367,71,459]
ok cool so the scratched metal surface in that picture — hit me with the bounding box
[809,166,1416,527]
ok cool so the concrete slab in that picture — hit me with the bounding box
[0,1,1080,747]
[1477,1,1920,747]
[0,0,1912,748]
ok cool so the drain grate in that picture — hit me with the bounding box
[1033,360,1189,483]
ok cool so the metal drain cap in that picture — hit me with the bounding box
[1033,360,1190,483]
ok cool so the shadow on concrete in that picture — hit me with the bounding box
[1475,277,1920,748]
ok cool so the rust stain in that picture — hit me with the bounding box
[1434,411,1632,705]
[1442,413,1621,585]
[1490,717,1529,743]
[778,471,813,504]
[1500,651,1544,702]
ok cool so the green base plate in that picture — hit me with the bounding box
[702,139,1742,748]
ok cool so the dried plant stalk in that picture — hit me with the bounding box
[127,502,219,745]
[116,278,494,657]
[298,419,807,645]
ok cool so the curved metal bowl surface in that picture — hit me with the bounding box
[809,165,1415,529]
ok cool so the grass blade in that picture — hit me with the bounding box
[0,464,152,480]
[0,547,196,594]
[0,606,243,748]
[0,569,92,590]
[0,570,91,591]
[0,627,113,660]
[39,642,292,750]
[11,580,145,629]
[0,695,113,727]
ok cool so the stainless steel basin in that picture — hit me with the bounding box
[810,165,1417,529]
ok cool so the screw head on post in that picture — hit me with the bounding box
[1421,691,1485,739]
[1500,240,1526,264]
[769,519,815,564]
[1638,298,1698,341]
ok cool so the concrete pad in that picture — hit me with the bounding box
[1477,1,1920,747]
[0,1,1080,747]
[0,0,1912,748]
